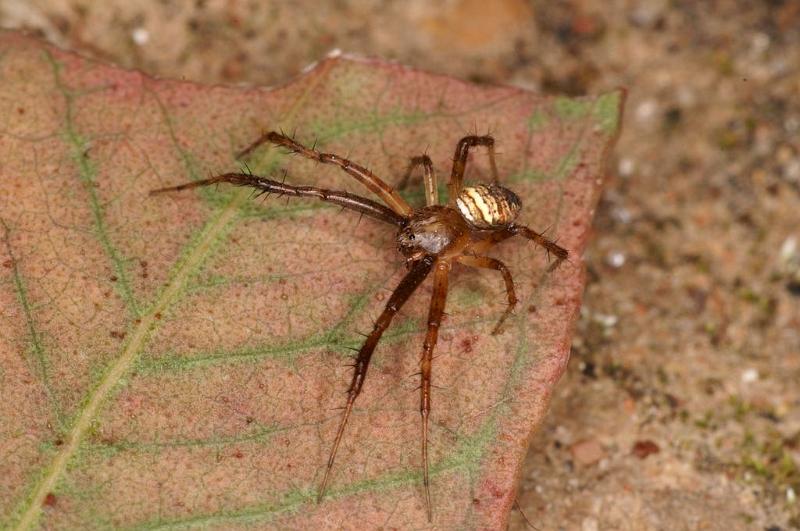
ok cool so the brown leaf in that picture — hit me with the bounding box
[632,440,661,459]
[0,32,623,529]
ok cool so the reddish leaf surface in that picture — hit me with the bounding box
[0,32,623,529]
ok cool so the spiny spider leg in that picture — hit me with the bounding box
[419,260,450,521]
[448,135,500,203]
[397,155,438,206]
[466,225,568,271]
[236,130,276,160]
[149,172,405,226]
[456,255,517,335]
[511,225,569,270]
[237,131,413,217]
[318,256,435,503]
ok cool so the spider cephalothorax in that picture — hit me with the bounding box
[397,206,468,260]
[150,131,567,522]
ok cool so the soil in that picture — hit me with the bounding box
[3,1,798,529]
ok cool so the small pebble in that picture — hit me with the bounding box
[780,236,797,265]
[751,32,770,54]
[618,157,635,177]
[582,516,599,531]
[554,425,574,446]
[741,368,759,383]
[570,439,605,466]
[635,99,658,123]
[676,86,696,107]
[785,159,800,181]
[632,439,660,458]
[612,205,632,224]
[628,0,664,28]
[607,251,626,268]
[594,313,618,328]
[132,27,149,45]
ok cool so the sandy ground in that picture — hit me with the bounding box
[2,1,798,529]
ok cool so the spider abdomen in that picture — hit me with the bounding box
[456,183,521,229]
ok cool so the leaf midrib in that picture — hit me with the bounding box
[11,52,333,531]
[12,189,248,531]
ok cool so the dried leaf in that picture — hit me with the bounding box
[0,32,623,529]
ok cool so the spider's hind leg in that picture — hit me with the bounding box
[511,225,569,271]
[317,257,434,503]
[419,260,450,521]
[456,255,517,335]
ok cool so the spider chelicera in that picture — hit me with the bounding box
[150,131,568,521]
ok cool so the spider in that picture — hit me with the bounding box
[150,131,568,521]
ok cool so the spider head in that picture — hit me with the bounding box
[455,183,521,229]
[397,206,466,259]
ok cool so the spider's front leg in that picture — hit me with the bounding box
[237,131,414,217]
[397,155,438,206]
[448,135,500,203]
[149,172,405,226]
[317,256,434,503]
[419,259,450,521]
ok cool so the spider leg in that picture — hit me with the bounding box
[461,226,517,257]
[149,172,405,226]
[318,256,435,503]
[456,255,517,335]
[235,129,283,160]
[448,135,499,204]
[419,260,450,521]
[238,131,413,217]
[511,225,569,270]
[397,155,438,206]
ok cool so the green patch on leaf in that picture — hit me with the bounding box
[554,96,593,121]
[592,91,623,133]
[527,109,549,131]
[309,106,431,143]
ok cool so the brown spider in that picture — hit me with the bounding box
[150,131,568,521]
